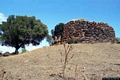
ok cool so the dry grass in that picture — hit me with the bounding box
[0,43,120,80]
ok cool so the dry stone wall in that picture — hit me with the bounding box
[62,20,115,43]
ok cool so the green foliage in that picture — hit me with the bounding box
[46,35,52,45]
[0,51,2,57]
[116,37,120,44]
[66,39,74,44]
[51,23,65,39]
[74,40,79,43]
[10,52,16,55]
[0,15,49,54]
[66,39,78,44]
[21,48,27,53]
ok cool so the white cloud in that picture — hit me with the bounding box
[0,13,7,24]
[0,46,15,53]
[25,39,49,51]
[25,44,40,51]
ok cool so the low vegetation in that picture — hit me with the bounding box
[0,51,2,57]
[116,37,120,44]
[66,39,78,44]
[21,48,28,53]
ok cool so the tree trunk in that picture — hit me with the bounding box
[15,48,19,54]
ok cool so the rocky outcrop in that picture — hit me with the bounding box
[62,20,115,43]
[3,52,11,57]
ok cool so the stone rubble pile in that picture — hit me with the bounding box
[62,20,115,43]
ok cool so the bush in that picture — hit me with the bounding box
[66,39,78,44]
[0,51,2,57]
[74,39,79,43]
[66,39,74,44]
[116,37,120,44]
[21,48,27,53]
[11,52,16,55]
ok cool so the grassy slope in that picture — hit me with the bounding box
[0,43,120,80]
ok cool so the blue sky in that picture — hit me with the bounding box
[0,0,120,53]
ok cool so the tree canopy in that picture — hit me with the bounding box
[0,15,49,54]
[51,23,65,39]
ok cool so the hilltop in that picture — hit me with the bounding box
[0,43,120,80]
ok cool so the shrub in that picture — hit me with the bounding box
[66,39,78,44]
[66,39,74,44]
[74,39,79,43]
[0,51,2,57]
[11,52,16,55]
[21,48,27,53]
[116,37,120,44]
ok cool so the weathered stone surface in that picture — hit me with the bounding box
[62,20,115,44]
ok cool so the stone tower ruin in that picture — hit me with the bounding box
[62,20,115,43]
